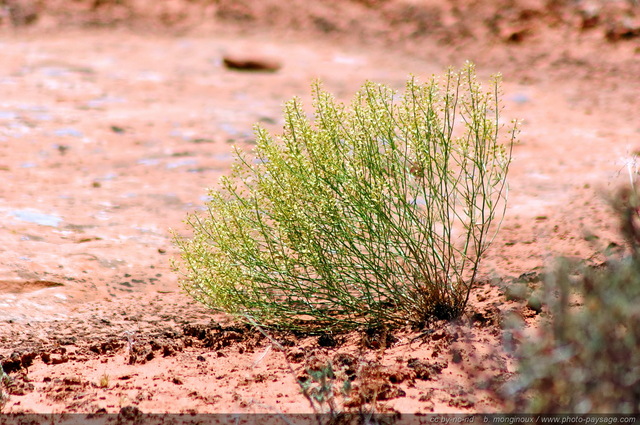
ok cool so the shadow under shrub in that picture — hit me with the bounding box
[173,62,516,332]
[506,185,640,413]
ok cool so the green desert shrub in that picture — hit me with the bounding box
[173,62,516,332]
[506,186,640,413]
[0,365,10,413]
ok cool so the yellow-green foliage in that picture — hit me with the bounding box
[174,62,516,332]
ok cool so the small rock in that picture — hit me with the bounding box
[501,26,531,43]
[579,6,600,30]
[222,54,281,72]
[118,405,142,421]
[470,306,498,326]
[4,0,39,26]
[286,348,304,364]
[510,93,531,104]
[430,329,447,341]
[386,365,414,384]
[317,334,337,347]
[162,345,175,357]
[527,290,544,314]
[606,18,640,41]
[50,355,69,365]
[63,377,82,386]
[505,283,530,301]
[449,394,475,409]
[407,358,446,380]
[54,128,84,138]
[376,384,406,401]
[6,378,34,396]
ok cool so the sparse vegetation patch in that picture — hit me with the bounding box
[506,185,640,413]
[174,62,516,332]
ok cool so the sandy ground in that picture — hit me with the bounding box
[0,0,639,416]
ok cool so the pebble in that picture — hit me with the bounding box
[54,128,84,138]
[10,209,62,227]
[222,54,282,72]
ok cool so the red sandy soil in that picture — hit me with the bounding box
[0,0,639,416]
